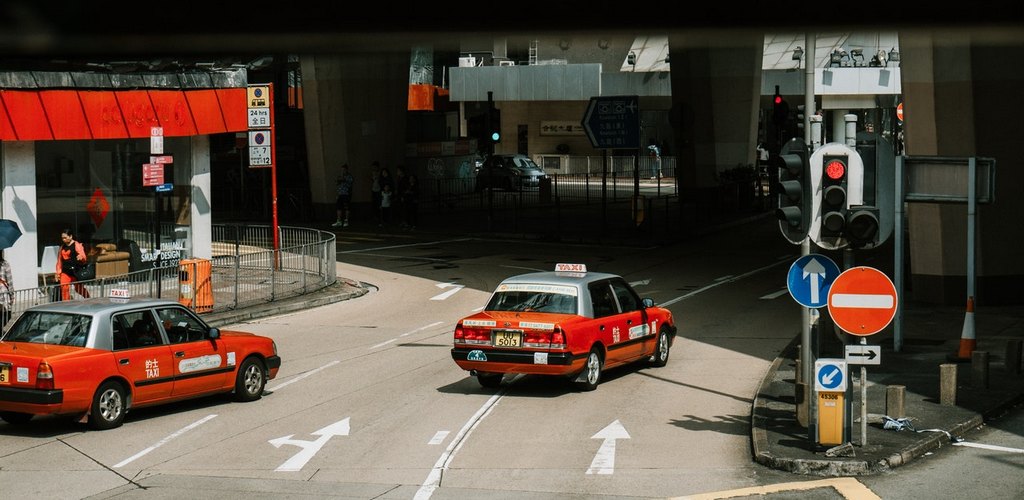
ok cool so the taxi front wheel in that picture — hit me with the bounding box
[90,381,126,430]
[649,329,671,367]
[234,357,267,402]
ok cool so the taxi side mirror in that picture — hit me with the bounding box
[208,327,220,340]
[642,298,655,308]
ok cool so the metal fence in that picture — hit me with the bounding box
[7,224,337,323]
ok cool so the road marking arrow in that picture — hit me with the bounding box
[586,420,630,475]
[270,417,350,472]
[430,283,465,301]
[802,257,827,304]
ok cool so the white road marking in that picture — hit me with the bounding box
[586,420,630,475]
[760,288,789,300]
[338,238,474,254]
[661,260,790,307]
[414,385,510,500]
[428,431,450,445]
[430,283,465,301]
[270,418,351,472]
[954,441,1024,454]
[832,293,894,308]
[370,322,444,350]
[267,360,340,391]
[629,279,650,287]
[114,414,217,467]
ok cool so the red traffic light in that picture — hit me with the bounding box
[773,95,783,105]
[825,159,846,180]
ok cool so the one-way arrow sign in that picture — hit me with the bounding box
[845,345,881,365]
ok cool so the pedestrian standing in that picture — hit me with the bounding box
[332,163,354,228]
[378,167,395,223]
[57,228,90,301]
[379,183,394,227]
[0,250,13,327]
[369,161,382,223]
[403,174,420,230]
[394,165,409,227]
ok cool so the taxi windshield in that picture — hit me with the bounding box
[3,311,92,347]
[486,289,578,314]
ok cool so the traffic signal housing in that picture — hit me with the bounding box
[809,143,865,250]
[773,137,811,244]
[488,108,501,144]
[820,154,848,241]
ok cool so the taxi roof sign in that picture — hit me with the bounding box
[108,288,130,299]
[555,263,587,273]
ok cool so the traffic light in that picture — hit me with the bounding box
[488,108,501,143]
[772,87,789,129]
[819,154,849,241]
[846,206,880,248]
[773,137,810,244]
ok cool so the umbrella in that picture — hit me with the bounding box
[0,219,23,250]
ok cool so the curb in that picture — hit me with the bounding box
[203,279,370,328]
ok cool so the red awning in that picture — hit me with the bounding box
[0,88,246,141]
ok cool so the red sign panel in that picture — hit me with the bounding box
[86,188,110,229]
[827,266,898,336]
[142,163,164,187]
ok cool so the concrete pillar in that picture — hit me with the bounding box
[886,385,906,418]
[1,141,39,292]
[940,363,957,405]
[971,351,989,388]
[190,136,212,260]
[900,32,1024,305]
[1007,340,1023,375]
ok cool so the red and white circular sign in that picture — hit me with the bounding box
[827,266,898,336]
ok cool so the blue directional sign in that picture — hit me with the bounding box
[814,359,847,392]
[581,95,640,149]
[155,183,173,192]
[787,253,841,308]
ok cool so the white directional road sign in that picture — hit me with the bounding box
[845,344,881,365]
[815,359,847,392]
[787,254,841,308]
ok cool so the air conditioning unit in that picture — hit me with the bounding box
[458,57,477,68]
[498,60,515,66]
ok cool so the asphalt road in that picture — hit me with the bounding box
[10,221,1020,499]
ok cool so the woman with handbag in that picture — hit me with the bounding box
[56,228,91,301]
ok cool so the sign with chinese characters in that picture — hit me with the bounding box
[582,96,640,149]
[540,121,586,136]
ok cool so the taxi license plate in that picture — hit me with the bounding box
[493,330,522,348]
[0,365,9,385]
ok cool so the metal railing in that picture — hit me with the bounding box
[6,224,337,322]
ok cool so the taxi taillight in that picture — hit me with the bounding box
[454,325,490,345]
[36,361,54,390]
[524,327,566,350]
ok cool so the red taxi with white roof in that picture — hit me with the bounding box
[451,264,677,390]
[0,289,280,429]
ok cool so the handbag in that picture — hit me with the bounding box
[74,261,96,281]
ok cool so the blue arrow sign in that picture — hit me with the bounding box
[787,254,841,308]
[581,96,640,149]
[155,183,173,192]
[815,361,846,391]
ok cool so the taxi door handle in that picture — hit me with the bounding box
[626,319,633,325]
[175,351,186,357]
[119,358,130,365]
[599,325,605,331]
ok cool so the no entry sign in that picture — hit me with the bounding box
[827,266,898,336]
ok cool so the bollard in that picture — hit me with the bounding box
[886,385,906,419]
[1007,340,1023,375]
[940,363,957,406]
[971,351,989,388]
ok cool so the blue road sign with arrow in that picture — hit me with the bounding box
[814,359,847,392]
[787,254,841,308]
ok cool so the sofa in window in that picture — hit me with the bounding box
[92,243,130,277]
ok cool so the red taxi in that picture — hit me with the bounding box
[451,264,677,390]
[0,291,280,430]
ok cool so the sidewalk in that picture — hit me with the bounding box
[752,302,1024,475]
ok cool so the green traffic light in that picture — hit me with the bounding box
[490,131,500,142]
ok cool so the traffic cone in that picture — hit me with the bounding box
[955,296,977,360]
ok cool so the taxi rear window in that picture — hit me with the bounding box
[486,284,578,314]
[4,311,92,347]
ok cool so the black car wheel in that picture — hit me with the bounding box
[89,381,126,430]
[0,411,33,425]
[477,373,503,388]
[650,329,671,367]
[234,356,267,402]
[575,349,603,391]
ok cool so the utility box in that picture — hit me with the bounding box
[179,258,213,313]
[814,359,848,446]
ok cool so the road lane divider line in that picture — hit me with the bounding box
[370,322,445,350]
[415,379,517,500]
[338,238,475,254]
[114,414,218,468]
[428,431,450,445]
[954,441,1024,454]
[760,288,789,300]
[662,259,790,307]
[267,360,340,392]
